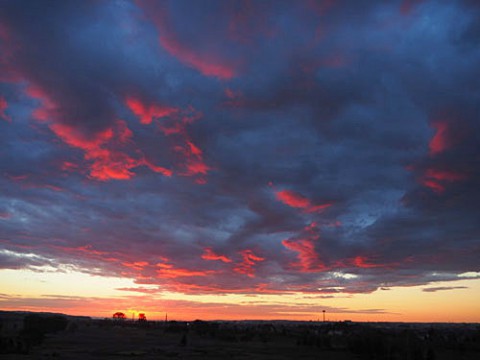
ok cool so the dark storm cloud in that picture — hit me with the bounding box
[0,0,479,295]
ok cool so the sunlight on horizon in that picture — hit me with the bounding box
[1,268,479,322]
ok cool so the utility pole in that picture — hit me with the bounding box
[322,310,326,322]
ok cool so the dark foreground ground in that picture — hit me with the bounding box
[1,312,479,359]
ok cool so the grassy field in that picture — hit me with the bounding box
[2,315,478,359]
[6,324,353,360]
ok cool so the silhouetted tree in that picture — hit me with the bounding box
[112,312,126,320]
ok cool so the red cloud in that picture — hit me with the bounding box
[234,249,265,278]
[141,158,173,177]
[201,248,232,263]
[186,140,202,156]
[282,239,327,273]
[282,222,327,272]
[24,85,172,181]
[159,36,235,79]
[424,169,466,182]
[156,263,214,279]
[125,96,177,125]
[276,190,331,213]
[429,121,450,155]
[51,121,171,180]
[50,123,113,150]
[137,1,236,79]
[121,261,149,271]
[25,85,56,122]
[420,168,467,193]
[422,179,445,193]
[70,245,109,257]
[125,94,208,182]
[352,256,385,269]
[0,96,11,122]
[50,122,139,181]
[61,161,79,172]
[157,107,202,135]
[175,137,210,183]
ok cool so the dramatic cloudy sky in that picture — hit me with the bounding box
[1,0,479,321]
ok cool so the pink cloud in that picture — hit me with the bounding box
[276,189,332,213]
[121,261,149,271]
[125,96,178,125]
[156,263,215,279]
[61,161,79,172]
[201,248,232,263]
[282,222,328,273]
[429,121,451,156]
[0,96,11,122]
[23,86,172,181]
[178,139,210,180]
[25,85,56,122]
[172,137,210,183]
[50,122,138,181]
[137,1,237,80]
[420,168,467,193]
[234,249,265,278]
[424,168,467,182]
[141,158,173,177]
[159,36,236,79]
[124,94,208,182]
[422,179,445,193]
[352,256,385,269]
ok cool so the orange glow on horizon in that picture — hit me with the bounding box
[0,268,479,323]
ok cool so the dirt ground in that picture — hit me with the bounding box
[4,324,354,360]
[2,321,478,360]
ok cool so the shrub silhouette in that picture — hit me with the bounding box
[19,314,68,351]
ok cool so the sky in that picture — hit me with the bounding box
[0,0,479,322]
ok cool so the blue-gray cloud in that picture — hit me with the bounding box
[0,0,479,295]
